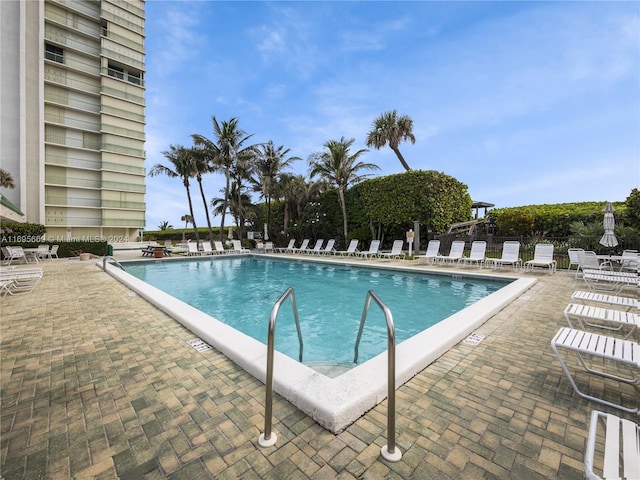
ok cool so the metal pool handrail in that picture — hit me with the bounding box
[102,256,125,271]
[258,287,303,448]
[353,290,402,462]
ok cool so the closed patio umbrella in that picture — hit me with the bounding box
[263,223,269,241]
[599,202,618,248]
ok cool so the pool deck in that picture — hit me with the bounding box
[1,252,638,479]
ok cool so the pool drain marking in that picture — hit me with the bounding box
[187,338,212,352]
[463,333,486,346]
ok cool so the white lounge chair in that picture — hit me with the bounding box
[201,243,215,255]
[337,239,359,256]
[379,240,405,261]
[319,239,335,255]
[571,290,639,312]
[187,243,201,256]
[306,239,324,255]
[232,240,250,254]
[487,241,522,269]
[214,241,227,254]
[584,410,640,480]
[37,245,51,259]
[460,241,486,267]
[564,303,639,339]
[49,245,59,259]
[582,270,639,293]
[435,240,465,264]
[291,239,310,254]
[355,240,380,259]
[423,240,440,264]
[0,267,44,295]
[3,246,28,265]
[568,248,584,275]
[550,327,639,414]
[577,251,612,278]
[276,239,296,253]
[525,243,556,274]
[620,250,639,273]
[264,242,274,253]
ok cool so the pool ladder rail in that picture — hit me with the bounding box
[102,256,126,271]
[258,288,402,462]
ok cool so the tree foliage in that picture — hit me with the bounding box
[624,188,640,230]
[352,170,472,234]
[490,201,627,236]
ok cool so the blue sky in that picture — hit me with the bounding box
[143,1,640,231]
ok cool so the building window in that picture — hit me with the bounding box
[45,44,64,64]
[108,63,124,80]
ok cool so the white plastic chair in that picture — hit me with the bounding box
[488,241,522,269]
[423,240,440,264]
[379,240,404,260]
[355,240,380,259]
[524,243,556,274]
[460,241,487,267]
[435,241,465,264]
[337,239,359,256]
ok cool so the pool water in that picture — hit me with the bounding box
[125,257,509,365]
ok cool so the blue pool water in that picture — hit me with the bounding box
[125,257,509,364]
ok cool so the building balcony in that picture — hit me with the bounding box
[101,85,144,105]
[101,143,145,158]
[45,113,101,132]
[100,10,144,36]
[51,0,101,19]
[45,89,101,114]
[45,196,101,208]
[102,161,145,175]
[45,67,101,95]
[101,180,145,193]
[45,175,101,189]
[101,124,145,141]
[101,104,144,123]
[45,196,145,210]
[46,153,101,171]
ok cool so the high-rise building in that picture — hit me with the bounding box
[0,0,146,242]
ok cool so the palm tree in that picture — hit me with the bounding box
[252,141,300,239]
[149,145,200,242]
[366,110,415,171]
[192,116,258,242]
[309,137,378,241]
[181,214,193,229]
[0,169,15,189]
[158,220,173,230]
[190,145,216,246]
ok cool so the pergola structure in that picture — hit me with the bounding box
[471,201,494,219]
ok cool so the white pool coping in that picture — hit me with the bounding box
[103,255,536,433]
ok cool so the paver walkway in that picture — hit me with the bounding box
[1,255,637,479]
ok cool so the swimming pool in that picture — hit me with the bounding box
[105,254,536,432]
[124,257,508,366]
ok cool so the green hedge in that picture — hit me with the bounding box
[0,240,108,258]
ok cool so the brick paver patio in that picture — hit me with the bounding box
[1,253,637,479]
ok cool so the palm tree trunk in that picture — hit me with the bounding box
[265,196,271,239]
[197,178,214,246]
[392,146,411,171]
[219,170,231,242]
[283,202,290,232]
[185,184,199,242]
[338,188,348,242]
